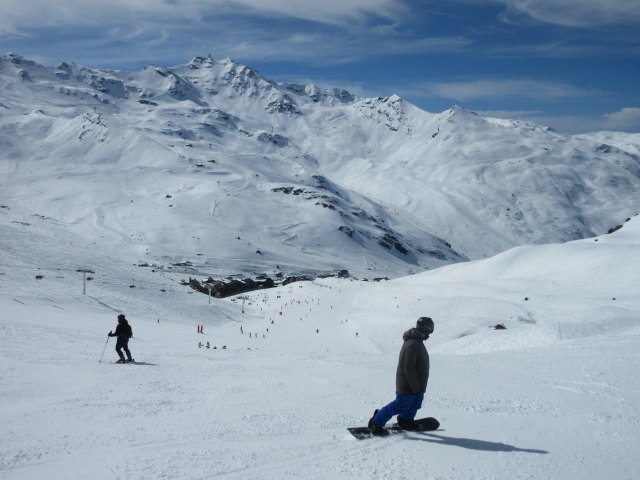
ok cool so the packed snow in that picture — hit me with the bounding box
[1,197,639,479]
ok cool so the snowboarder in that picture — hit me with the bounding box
[108,314,134,363]
[368,317,434,435]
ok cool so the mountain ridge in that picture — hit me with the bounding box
[1,53,639,278]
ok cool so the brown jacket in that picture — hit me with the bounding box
[395,328,430,395]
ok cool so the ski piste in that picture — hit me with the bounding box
[348,417,440,440]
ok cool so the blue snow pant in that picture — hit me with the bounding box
[373,392,424,427]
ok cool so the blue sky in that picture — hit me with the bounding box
[1,0,639,134]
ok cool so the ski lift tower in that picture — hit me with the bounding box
[205,283,213,304]
[76,267,95,295]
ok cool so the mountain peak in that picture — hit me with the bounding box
[448,105,474,114]
[1,52,38,68]
[187,55,216,69]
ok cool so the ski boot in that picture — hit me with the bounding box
[396,416,420,431]
[368,410,389,436]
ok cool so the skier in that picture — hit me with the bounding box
[368,317,434,435]
[108,314,134,363]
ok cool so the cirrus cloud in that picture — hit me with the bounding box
[412,79,597,103]
[499,0,640,28]
[0,0,404,36]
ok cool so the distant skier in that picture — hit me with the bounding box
[108,314,134,363]
[368,317,434,435]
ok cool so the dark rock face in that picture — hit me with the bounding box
[189,276,275,298]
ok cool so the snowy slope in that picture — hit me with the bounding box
[1,186,639,480]
[2,52,640,279]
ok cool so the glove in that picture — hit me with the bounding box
[108,331,113,337]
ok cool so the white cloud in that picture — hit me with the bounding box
[437,0,640,28]
[227,0,403,26]
[603,108,640,130]
[472,107,640,134]
[0,0,404,35]
[211,32,472,66]
[413,79,596,102]
[499,0,640,28]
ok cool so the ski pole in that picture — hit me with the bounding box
[99,335,110,363]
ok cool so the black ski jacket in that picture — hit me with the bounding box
[110,320,133,339]
[395,328,429,395]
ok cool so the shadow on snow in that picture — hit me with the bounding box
[409,432,548,454]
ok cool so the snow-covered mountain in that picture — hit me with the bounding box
[1,52,639,278]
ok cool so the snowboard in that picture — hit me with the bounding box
[348,417,440,440]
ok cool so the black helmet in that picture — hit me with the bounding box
[117,314,126,321]
[416,317,434,336]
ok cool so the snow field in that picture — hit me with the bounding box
[2,213,640,479]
